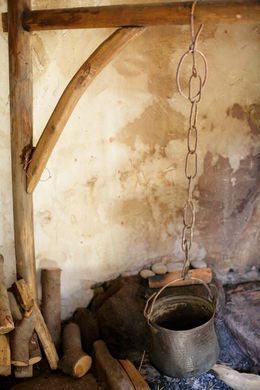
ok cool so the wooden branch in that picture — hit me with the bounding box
[26,26,145,193]
[119,359,151,390]
[148,268,213,288]
[59,322,92,378]
[0,255,14,334]
[0,335,11,376]
[10,311,35,367]
[2,1,260,32]
[94,340,135,390]
[7,0,37,299]
[12,279,59,370]
[212,364,260,390]
[41,268,61,348]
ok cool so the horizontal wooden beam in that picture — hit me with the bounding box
[2,1,260,32]
[26,27,145,194]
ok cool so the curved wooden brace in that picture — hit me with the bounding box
[26,27,145,194]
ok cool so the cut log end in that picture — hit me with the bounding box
[74,355,92,378]
[0,316,14,334]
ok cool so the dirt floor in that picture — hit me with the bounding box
[0,360,102,390]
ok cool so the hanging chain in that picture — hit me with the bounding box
[176,0,208,279]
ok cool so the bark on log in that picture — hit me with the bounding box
[212,364,260,390]
[7,0,37,299]
[59,322,92,378]
[29,331,42,365]
[119,359,151,389]
[14,365,33,378]
[0,255,14,334]
[2,1,260,32]
[12,279,59,370]
[26,27,145,193]
[41,268,61,348]
[94,340,135,390]
[0,334,11,376]
[8,291,22,322]
[10,311,35,366]
[72,307,100,354]
[148,268,213,288]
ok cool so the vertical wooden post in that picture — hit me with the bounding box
[8,0,37,298]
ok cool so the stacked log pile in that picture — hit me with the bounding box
[0,257,59,378]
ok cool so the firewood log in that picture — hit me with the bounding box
[12,279,59,370]
[9,290,42,366]
[41,268,61,348]
[10,311,35,366]
[119,359,151,389]
[14,365,33,378]
[0,334,11,376]
[59,322,92,378]
[0,255,14,334]
[94,340,135,390]
[212,364,260,390]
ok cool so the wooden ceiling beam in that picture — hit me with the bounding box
[2,1,260,32]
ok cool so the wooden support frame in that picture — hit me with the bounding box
[4,1,260,300]
[2,1,260,32]
[26,27,145,194]
[8,0,37,299]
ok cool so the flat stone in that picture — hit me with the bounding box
[166,262,183,273]
[140,269,155,279]
[151,263,167,275]
[190,259,207,269]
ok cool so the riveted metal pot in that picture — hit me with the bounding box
[144,278,219,378]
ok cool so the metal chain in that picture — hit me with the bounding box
[176,0,208,279]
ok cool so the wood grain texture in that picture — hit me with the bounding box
[0,255,14,334]
[8,0,37,299]
[94,340,134,390]
[148,268,213,288]
[2,1,259,32]
[0,334,11,376]
[26,27,145,193]
[119,359,151,390]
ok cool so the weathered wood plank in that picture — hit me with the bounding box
[2,1,260,32]
[26,27,145,194]
[8,0,37,298]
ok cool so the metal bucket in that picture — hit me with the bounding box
[144,278,219,378]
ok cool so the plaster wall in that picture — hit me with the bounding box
[0,0,259,318]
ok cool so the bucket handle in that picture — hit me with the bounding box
[144,277,214,325]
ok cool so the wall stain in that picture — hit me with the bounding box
[226,102,260,136]
[195,152,260,270]
[118,103,185,150]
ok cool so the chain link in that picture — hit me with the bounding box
[176,0,208,279]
